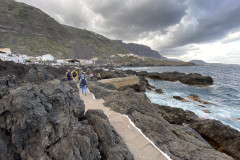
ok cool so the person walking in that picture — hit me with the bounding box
[97,73,101,80]
[65,69,72,82]
[71,69,79,83]
[90,73,94,80]
[79,72,87,96]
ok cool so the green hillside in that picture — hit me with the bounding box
[0,0,128,59]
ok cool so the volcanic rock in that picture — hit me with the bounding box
[202,110,211,113]
[191,119,240,160]
[188,94,211,104]
[88,81,118,100]
[129,111,232,160]
[173,96,189,102]
[153,104,200,125]
[0,61,135,159]
[0,80,85,159]
[138,71,214,86]
[85,109,134,160]
[155,88,163,94]
[38,120,101,160]
[90,84,233,159]
[103,88,154,115]
[91,69,127,80]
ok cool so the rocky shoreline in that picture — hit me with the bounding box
[0,61,239,160]
[87,67,239,159]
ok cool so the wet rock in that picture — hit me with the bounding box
[138,76,154,91]
[155,88,163,94]
[202,110,211,113]
[138,71,213,86]
[191,119,240,160]
[153,104,200,125]
[188,94,211,104]
[173,96,189,102]
[85,109,134,160]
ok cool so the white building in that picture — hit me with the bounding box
[0,48,11,61]
[0,48,11,55]
[0,53,8,61]
[41,54,54,61]
[56,59,65,64]
[0,53,25,63]
[118,54,125,57]
[79,59,94,65]
[85,60,93,65]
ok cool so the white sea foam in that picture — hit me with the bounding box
[119,65,240,131]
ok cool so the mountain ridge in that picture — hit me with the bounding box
[189,60,207,64]
[115,40,166,59]
[0,0,167,60]
[0,0,128,59]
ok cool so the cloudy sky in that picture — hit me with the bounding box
[16,0,240,64]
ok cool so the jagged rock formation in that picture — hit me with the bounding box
[0,61,133,160]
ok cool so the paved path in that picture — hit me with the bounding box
[79,89,169,160]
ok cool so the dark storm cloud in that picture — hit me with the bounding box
[159,0,240,49]
[89,0,187,40]
[159,45,199,57]
[15,0,187,40]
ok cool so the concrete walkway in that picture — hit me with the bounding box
[79,89,169,160]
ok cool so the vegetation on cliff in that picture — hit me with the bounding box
[0,0,128,59]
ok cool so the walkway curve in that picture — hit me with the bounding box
[79,88,170,160]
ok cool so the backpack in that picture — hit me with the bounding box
[67,72,71,77]
[81,78,86,85]
[72,71,77,77]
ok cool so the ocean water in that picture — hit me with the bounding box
[119,64,240,131]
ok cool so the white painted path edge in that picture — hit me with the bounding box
[82,89,171,160]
